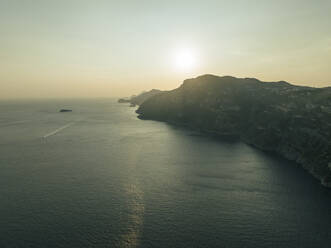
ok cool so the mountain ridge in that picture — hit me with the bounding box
[135,74,331,187]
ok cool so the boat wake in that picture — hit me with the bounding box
[43,122,75,138]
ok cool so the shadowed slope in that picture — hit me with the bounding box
[137,75,331,187]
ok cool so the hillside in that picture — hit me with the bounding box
[136,75,331,187]
[118,89,162,106]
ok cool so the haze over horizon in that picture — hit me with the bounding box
[1,0,331,99]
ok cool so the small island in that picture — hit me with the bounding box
[59,109,72,112]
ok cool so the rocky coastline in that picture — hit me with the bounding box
[135,75,331,187]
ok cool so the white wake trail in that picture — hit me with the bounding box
[43,122,75,138]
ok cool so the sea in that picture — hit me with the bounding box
[1,98,331,248]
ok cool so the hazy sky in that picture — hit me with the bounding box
[1,0,331,98]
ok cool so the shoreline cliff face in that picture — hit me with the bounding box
[136,75,331,187]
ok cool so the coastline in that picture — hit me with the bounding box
[134,75,331,188]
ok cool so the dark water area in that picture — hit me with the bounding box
[1,99,331,248]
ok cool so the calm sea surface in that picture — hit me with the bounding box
[1,99,331,248]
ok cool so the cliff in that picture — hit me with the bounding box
[136,74,331,187]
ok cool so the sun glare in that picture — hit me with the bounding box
[174,48,197,72]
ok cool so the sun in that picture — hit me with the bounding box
[174,48,197,72]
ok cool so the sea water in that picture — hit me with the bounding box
[1,99,331,248]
